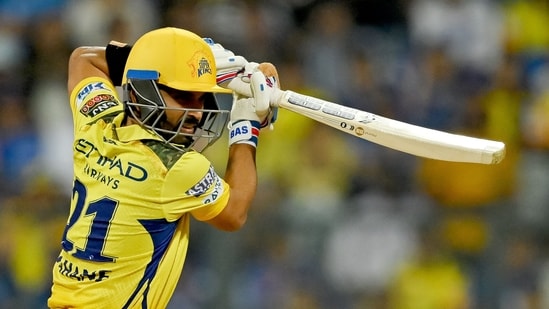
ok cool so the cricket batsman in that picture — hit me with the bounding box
[47,27,278,308]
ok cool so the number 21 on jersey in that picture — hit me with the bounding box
[61,179,118,262]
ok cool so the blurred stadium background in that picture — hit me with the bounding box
[0,0,548,308]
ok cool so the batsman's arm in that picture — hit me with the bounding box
[67,41,131,96]
[67,46,109,96]
[205,68,275,231]
[206,144,257,231]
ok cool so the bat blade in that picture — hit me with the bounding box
[273,90,505,164]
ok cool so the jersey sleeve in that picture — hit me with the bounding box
[161,152,230,222]
[69,77,123,131]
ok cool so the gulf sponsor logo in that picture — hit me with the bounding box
[79,94,119,117]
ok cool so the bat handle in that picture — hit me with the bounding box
[225,78,252,97]
[270,88,286,108]
[224,77,287,107]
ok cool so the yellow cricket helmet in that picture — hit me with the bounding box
[123,27,230,94]
[122,27,230,153]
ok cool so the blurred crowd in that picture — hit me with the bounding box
[0,0,548,308]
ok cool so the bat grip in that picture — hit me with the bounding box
[225,77,252,97]
[270,88,285,107]
[225,77,286,107]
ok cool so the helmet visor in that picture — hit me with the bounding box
[124,70,229,152]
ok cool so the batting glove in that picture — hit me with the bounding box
[229,63,279,130]
[228,70,272,147]
[203,38,247,85]
[204,38,278,130]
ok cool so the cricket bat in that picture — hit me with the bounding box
[272,89,505,164]
[226,77,506,165]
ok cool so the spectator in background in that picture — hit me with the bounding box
[502,0,549,67]
[393,45,466,132]
[0,179,66,308]
[0,0,39,198]
[505,0,549,239]
[25,13,74,193]
[298,2,361,103]
[0,0,66,23]
[323,192,422,308]
[499,231,542,309]
[407,0,504,91]
[0,96,40,197]
[387,220,471,309]
[190,1,295,64]
[62,0,160,46]
[416,52,525,308]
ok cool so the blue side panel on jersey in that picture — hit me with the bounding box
[122,218,179,309]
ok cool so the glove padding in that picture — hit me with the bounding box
[204,38,247,85]
[228,70,273,147]
[231,70,272,122]
[204,38,279,130]
[229,63,279,130]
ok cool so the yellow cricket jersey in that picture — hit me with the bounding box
[48,77,230,309]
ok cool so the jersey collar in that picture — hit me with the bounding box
[109,113,161,142]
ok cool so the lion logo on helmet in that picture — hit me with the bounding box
[187,49,213,79]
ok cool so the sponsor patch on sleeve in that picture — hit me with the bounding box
[202,176,224,205]
[79,94,119,117]
[75,82,112,107]
[186,166,218,197]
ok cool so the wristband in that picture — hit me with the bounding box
[228,120,260,147]
[106,41,133,86]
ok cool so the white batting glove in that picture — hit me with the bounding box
[228,63,279,130]
[228,70,273,147]
[203,38,247,85]
[203,38,278,130]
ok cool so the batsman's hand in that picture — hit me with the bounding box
[203,38,280,130]
[232,62,279,130]
[228,69,274,147]
[204,38,247,85]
